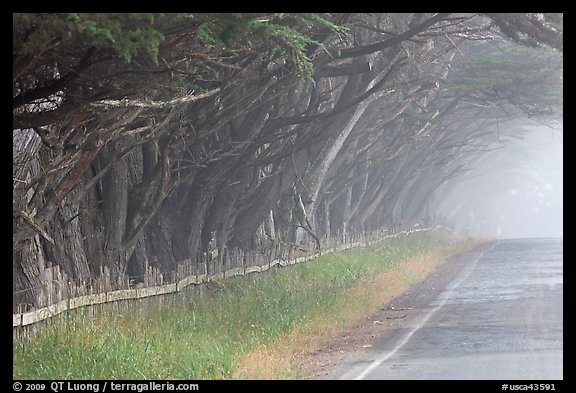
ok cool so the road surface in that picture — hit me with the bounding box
[339,238,563,380]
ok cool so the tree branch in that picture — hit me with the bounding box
[265,55,407,131]
[315,60,372,78]
[91,88,222,109]
[338,13,451,59]
[13,209,55,245]
[13,47,97,109]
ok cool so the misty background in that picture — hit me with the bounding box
[433,119,563,239]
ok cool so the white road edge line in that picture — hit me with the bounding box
[352,241,498,380]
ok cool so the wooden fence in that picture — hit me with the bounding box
[13,225,455,338]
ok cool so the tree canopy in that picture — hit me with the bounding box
[13,13,562,309]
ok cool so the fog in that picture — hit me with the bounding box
[433,119,563,239]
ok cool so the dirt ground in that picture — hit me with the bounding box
[296,242,494,380]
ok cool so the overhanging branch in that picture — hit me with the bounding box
[91,88,221,109]
[338,13,451,59]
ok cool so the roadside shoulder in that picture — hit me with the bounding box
[301,241,496,380]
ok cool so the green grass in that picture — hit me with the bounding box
[13,233,480,379]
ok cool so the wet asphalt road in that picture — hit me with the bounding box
[341,238,563,380]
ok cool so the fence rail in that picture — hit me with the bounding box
[13,225,455,333]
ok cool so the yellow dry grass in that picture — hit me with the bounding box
[232,240,485,379]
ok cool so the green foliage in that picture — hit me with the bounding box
[74,14,165,63]
[293,13,349,37]
[14,14,71,55]
[196,22,218,48]
[13,12,347,110]
[253,14,345,79]
[249,20,318,79]
[445,41,562,117]
[14,13,166,63]
[185,13,345,80]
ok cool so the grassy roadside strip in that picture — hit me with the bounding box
[232,235,489,379]
[13,233,489,379]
